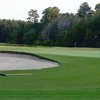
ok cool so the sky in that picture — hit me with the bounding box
[0,0,99,21]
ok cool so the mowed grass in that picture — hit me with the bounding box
[0,46,100,100]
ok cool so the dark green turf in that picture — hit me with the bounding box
[0,46,100,100]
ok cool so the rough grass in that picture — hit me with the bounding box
[0,46,100,100]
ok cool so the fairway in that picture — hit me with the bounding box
[0,46,100,100]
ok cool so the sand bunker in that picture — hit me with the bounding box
[0,52,58,71]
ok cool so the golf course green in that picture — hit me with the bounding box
[0,46,100,100]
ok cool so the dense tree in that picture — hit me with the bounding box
[0,3,100,47]
[95,3,100,15]
[27,9,39,23]
[0,19,11,42]
[41,7,60,25]
[77,2,93,17]
[41,13,75,46]
[23,29,36,45]
[95,3,100,11]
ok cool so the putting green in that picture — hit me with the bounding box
[0,46,100,58]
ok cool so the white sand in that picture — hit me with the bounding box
[0,53,58,71]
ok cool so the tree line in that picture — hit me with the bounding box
[0,2,100,47]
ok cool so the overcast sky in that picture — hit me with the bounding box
[0,0,99,20]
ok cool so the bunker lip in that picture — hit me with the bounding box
[0,51,59,71]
